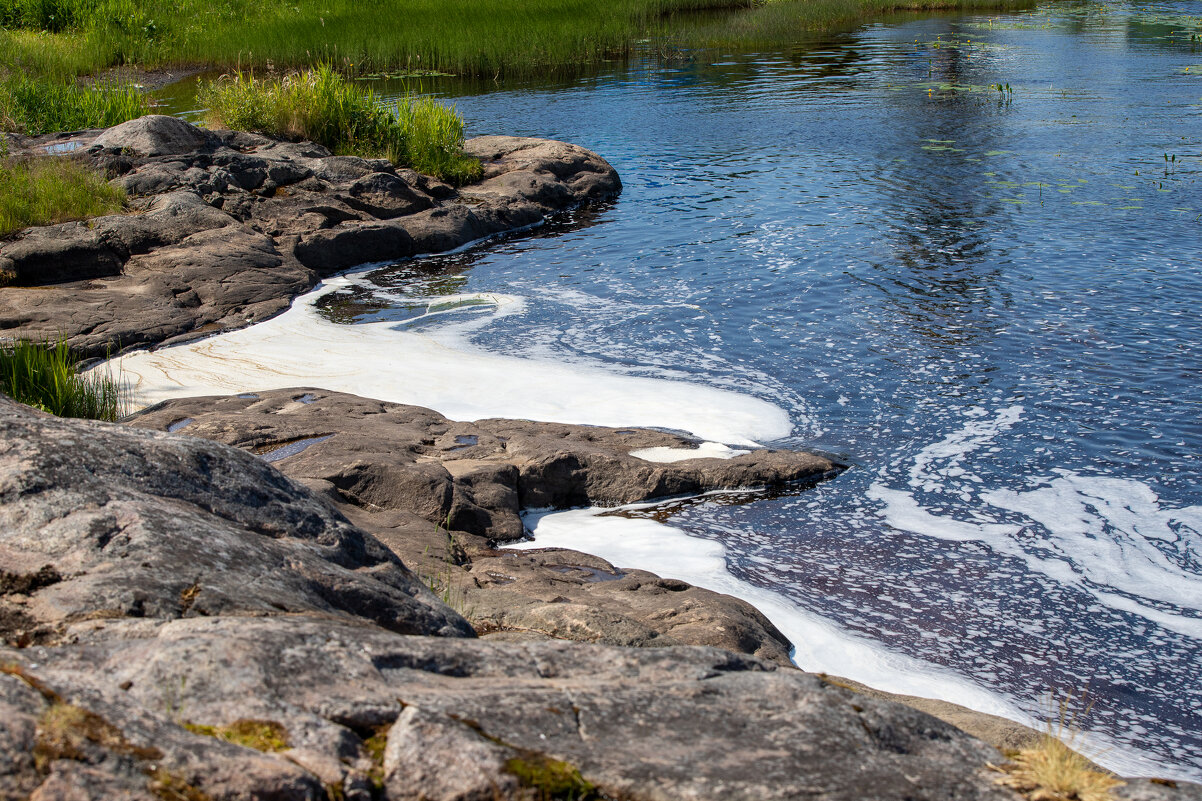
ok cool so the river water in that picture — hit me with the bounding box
[142,0,1202,778]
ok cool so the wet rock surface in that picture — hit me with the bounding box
[128,388,841,665]
[0,116,620,357]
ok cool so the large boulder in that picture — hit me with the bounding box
[0,395,473,647]
[90,114,218,157]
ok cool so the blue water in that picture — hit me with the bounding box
[323,0,1202,777]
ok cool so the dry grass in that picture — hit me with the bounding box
[991,697,1123,801]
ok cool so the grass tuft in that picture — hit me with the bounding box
[0,338,126,421]
[991,696,1124,801]
[199,65,481,184]
[0,155,125,239]
[0,73,148,135]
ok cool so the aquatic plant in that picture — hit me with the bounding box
[0,338,127,421]
[0,155,126,238]
[198,66,481,184]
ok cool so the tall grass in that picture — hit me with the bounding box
[0,73,147,134]
[199,66,482,184]
[0,29,109,80]
[0,338,126,421]
[0,156,126,239]
[0,0,1030,81]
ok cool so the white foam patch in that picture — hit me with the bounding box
[510,504,1168,779]
[629,442,750,462]
[869,407,1202,639]
[510,505,1026,718]
[101,277,791,446]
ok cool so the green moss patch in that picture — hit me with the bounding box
[184,718,291,752]
[504,754,598,801]
[35,701,164,770]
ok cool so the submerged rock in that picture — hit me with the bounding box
[0,116,620,357]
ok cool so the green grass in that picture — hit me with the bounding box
[0,338,126,421]
[199,66,482,184]
[0,0,1031,83]
[0,155,126,238]
[0,73,148,134]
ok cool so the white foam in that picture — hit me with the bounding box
[869,407,1202,640]
[101,276,791,446]
[511,506,1027,719]
[629,442,750,462]
[510,504,1172,779]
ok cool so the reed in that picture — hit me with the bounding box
[199,66,481,183]
[0,338,126,421]
[0,156,126,239]
[0,0,1030,81]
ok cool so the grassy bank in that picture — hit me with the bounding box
[0,0,1031,82]
[0,73,147,134]
[199,66,481,184]
[0,338,125,420]
[0,156,126,238]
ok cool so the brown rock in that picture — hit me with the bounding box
[0,120,621,357]
[127,388,839,665]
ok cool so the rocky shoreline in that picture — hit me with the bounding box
[1,116,619,358]
[2,117,1197,799]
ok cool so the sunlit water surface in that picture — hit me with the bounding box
[158,0,1202,777]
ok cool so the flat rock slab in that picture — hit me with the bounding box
[0,116,620,357]
[128,388,842,664]
[1,395,1197,800]
[2,615,1023,801]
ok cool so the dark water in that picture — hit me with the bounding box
[167,0,1202,777]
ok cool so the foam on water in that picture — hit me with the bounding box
[513,504,1021,716]
[512,502,1170,778]
[104,275,791,446]
[869,407,1202,639]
